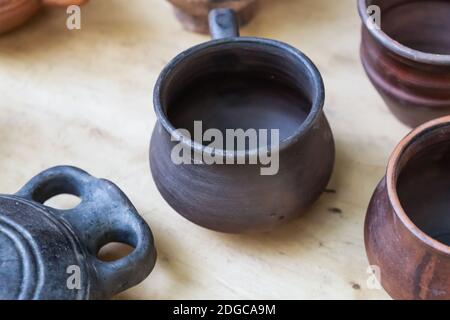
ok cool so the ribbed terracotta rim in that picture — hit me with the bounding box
[358,0,450,66]
[387,115,450,256]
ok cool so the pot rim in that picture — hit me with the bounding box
[153,37,325,158]
[387,115,450,256]
[358,0,450,66]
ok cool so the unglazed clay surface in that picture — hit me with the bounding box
[397,138,450,246]
[167,0,257,33]
[382,1,450,55]
[365,118,450,299]
[359,0,450,128]
[0,0,41,34]
[1,0,399,299]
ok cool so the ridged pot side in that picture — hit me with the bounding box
[365,178,450,300]
[360,27,450,128]
[150,112,335,234]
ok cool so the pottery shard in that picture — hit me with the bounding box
[167,0,258,34]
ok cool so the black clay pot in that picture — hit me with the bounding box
[150,9,335,233]
[0,166,156,300]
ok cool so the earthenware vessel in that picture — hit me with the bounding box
[359,0,450,128]
[167,0,257,33]
[150,9,335,233]
[0,166,157,300]
[0,0,88,34]
[366,116,450,299]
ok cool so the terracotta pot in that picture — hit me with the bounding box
[358,0,450,128]
[366,116,450,299]
[0,0,88,34]
[0,166,157,300]
[167,0,258,34]
[150,9,335,233]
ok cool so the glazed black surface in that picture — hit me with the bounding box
[380,0,450,55]
[398,141,450,246]
[168,73,311,144]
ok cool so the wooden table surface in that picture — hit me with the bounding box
[0,0,410,299]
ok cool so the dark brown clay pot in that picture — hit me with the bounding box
[167,0,258,34]
[359,0,450,128]
[0,0,88,34]
[366,116,450,300]
[150,9,335,233]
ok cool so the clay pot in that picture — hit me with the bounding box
[358,0,450,128]
[366,116,450,299]
[0,166,157,300]
[150,9,335,233]
[0,0,88,34]
[167,0,258,34]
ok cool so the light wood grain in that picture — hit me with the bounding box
[0,0,409,299]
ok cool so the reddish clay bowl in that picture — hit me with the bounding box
[366,116,450,299]
[167,0,258,34]
[359,0,450,128]
[0,0,88,35]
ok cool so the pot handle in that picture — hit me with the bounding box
[16,166,157,297]
[42,0,89,7]
[209,8,240,39]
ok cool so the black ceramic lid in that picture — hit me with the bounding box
[0,196,89,300]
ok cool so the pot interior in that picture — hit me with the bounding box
[160,41,319,149]
[397,123,450,246]
[368,0,450,55]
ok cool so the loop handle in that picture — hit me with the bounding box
[208,8,240,39]
[16,166,156,298]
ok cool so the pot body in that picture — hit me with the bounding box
[167,0,257,33]
[150,112,334,233]
[0,0,41,34]
[365,178,450,299]
[360,27,450,128]
[0,166,157,300]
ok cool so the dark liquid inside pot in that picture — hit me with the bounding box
[398,141,450,246]
[382,1,450,55]
[168,73,311,146]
